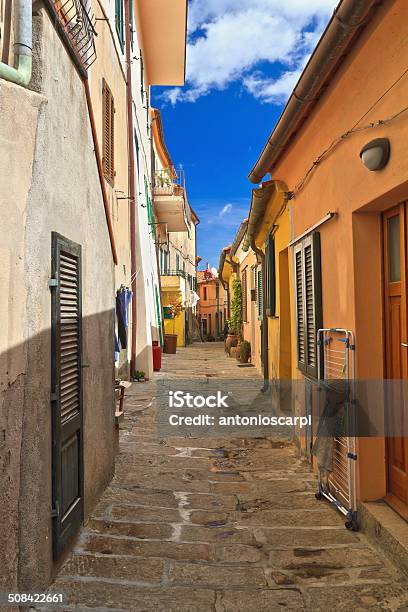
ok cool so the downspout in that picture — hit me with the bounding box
[0,0,32,86]
[251,240,269,392]
[124,0,137,377]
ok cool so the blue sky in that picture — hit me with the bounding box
[152,0,338,268]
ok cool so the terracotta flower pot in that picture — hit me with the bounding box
[225,333,238,355]
[163,334,177,354]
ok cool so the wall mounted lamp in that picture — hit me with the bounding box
[360,138,390,171]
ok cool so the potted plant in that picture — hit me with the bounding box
[163,298,183,354]
[239,340,251,364]
[226,278,243,355]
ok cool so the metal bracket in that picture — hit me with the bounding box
[48,277,58,288]
[51,502,60,518]
[347,452,358,461]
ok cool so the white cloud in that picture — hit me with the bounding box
[220,203,233,216]
[160,0,338,105]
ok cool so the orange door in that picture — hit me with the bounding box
[383,204,408,513]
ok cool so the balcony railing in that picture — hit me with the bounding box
[153,168,185,197]
[161,268,186,279]
[48,0,97,71]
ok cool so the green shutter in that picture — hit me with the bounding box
[144,176,154,232]
[265,233,276,317]
[140,50,144,100]
[154,285,163,347]
[257,268,263,320]
[115,0,124,50]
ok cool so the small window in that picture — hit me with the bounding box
[293,232,322,379]
[102,80,115,185]
[203,287,207,301]
[115,0,124,50]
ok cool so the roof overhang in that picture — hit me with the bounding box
[243,180,288,252]
[154,193,189,232]
[136,0,188,86]
[248,0,382,184]
[218,246,232,286]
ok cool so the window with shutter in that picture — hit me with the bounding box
[257,267,263,320]
[242,268,248,322]
[115,0,124,50]
[293,232,322,378]
[265,232,276,317]
[51,232,83,559]
[102,80,115,186]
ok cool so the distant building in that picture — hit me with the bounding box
[197,266,227,339]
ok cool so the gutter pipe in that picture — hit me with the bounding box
[249,0,381,184]
[0,0,32,86]
[124,0,138,377]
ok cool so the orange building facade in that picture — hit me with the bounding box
[197,269,228,340]
[247,0,408,548]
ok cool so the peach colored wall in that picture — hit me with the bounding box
[268,0,408,501]
[240,250,262,372]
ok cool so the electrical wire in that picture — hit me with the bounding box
[291,68,408,197]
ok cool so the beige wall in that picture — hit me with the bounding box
[0,10,115,591]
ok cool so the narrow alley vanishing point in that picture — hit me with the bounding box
[46,344,408,611]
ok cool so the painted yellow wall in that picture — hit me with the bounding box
[161,288,185,347]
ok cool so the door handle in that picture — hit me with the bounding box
[402,343,408,347]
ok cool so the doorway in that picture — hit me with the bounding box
[383,204,408,514]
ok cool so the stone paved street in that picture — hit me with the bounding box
[46,343,408,611]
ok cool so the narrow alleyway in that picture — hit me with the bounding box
[46,344,408,611]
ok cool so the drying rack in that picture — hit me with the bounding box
[315,328,358,530]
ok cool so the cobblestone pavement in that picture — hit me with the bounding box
[46,343,408,611]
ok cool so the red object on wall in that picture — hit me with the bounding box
[152,341,162,371]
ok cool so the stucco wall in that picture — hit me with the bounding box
[0,8,115,591]
[267,0,408,500]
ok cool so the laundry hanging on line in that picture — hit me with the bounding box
[115,286,133,354]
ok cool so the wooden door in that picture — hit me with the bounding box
[383,204,408,512]
[51,232,84,559]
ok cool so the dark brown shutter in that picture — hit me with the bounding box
[294,245,306,367]
[102,79,115,185]
[294,232,322,378]
[51,232,83,559]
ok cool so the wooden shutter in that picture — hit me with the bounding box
[257,267,263,320]
[242,268,248,322]
[115,0,124,49]
[51,232,83,559]
[102,79,115,186]
[265,233,276,317]
[293,232,322,378]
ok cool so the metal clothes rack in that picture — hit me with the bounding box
[315,328,358,530]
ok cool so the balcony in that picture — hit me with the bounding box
[153,170,189,232]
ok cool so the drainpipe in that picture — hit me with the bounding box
[251,240,269,393]
[124,0,137,378]
[0,0,32,86]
